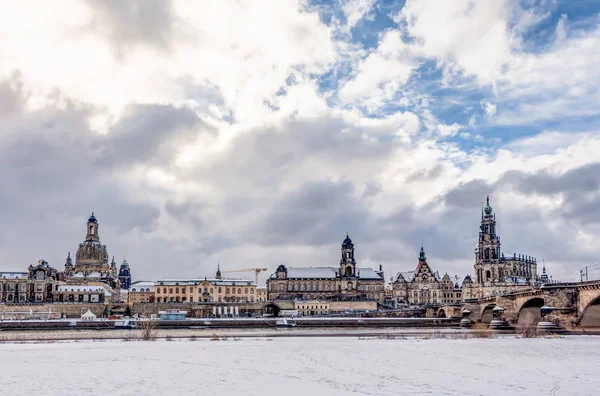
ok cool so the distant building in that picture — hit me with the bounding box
[155,268,257,303]
[0,259,60,303]
[54,284,111,303]
[266,234,385,301]
[462,196,542,299]
[294,300,330,316]
[392,247,462,306]
[256,287,267,302]
[128,281,155,303]
[119,259,132,290]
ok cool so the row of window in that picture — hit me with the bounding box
[155,296,255,303]
[297,305,328,310]
[156,287,254,295]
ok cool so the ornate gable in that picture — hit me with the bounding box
[412,247,438,284]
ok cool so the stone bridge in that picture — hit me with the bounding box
[437,280,600,328]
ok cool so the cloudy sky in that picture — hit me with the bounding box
[1,0,599,284]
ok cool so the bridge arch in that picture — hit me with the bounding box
[480,304,495,324]
[580,296,600,328]
[437,308,447,318]
[263,303,281,317]
[516,297,544,325]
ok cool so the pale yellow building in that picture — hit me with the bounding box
[155,278,256,303]
[128,281,155,303]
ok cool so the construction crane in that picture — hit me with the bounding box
[221,268,268,285]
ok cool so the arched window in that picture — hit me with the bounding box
[237,288,241,294]
[169,288,173,294]
[294,283,299,291]
[175,287,179,294]
[485,270,491,280]
[132,288,136,292]
[226,288,230,294]
[346,282,353,291]
[218,287,222,293]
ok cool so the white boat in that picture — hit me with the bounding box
[276,318,296,328]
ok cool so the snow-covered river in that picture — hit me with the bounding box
[0,336,597,395]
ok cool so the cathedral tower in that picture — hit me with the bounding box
[472,196,539,298]
[474,196,501,284]
[340,233,356,277]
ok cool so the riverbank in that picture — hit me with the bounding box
[1,325,600,343]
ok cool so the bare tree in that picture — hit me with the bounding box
[517,312,538,338]
[139,319,157,341]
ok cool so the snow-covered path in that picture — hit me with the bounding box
[0,336,597,395]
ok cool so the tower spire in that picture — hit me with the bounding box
[216,262,222,279]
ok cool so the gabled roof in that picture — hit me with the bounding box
[393,271,415,283]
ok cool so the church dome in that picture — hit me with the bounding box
[88,212,97,223]
[76,240,108,265]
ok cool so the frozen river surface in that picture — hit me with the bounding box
[0,336,597,395]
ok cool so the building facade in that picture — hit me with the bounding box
[294,300,330,316]
[392,247,462,306]
[0,259,60,303]
[155,270,257,303]
[462,196,540,299]
[54,284,111,303]
[128,281,155,303]
[266,234,385,301]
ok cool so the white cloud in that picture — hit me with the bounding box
[481,101,497,117]
[398,0,515,85]
[342,0,376,30]
[338,30,417,110]
[438,123,461,137]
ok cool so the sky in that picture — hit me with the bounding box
[1,0,600,284]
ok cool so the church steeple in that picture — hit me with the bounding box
[216,262,222,280]
[64,251,73,275]
[86,212,100,241]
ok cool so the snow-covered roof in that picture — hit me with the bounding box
[155,278,255,286]
[271,266,382,280]
[356,268,384,280]
[394,271,415,283]
[57,285,111,296]
[130,283,155,292]
[87,271,101,278]
[0,272,27,279]
[285,267,338,279]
